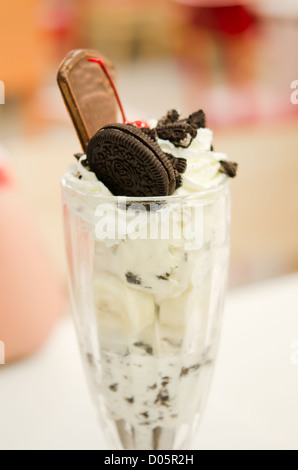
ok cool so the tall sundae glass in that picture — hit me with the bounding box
[58,49,237,450]
[62,180,230,450]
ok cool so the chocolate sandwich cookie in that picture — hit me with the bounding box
[57,49,117,152]
[86,124,186,197]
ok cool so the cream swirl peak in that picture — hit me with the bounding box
[157,125,229,193]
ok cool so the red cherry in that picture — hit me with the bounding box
[88,58,148,128]
[126,120,149,129]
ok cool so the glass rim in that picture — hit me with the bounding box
[61,170,230,203]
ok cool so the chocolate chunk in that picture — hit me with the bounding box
[140,412,149,418]
[87,123,182,196]
[126,272,142,285]
[219,160,238,178]
[57,49,117,152]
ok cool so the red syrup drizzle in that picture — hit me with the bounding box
[87,58,149,129]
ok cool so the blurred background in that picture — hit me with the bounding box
[0,0,298,291]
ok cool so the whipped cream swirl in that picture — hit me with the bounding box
[157,127,228,194]
[66,124,228,195]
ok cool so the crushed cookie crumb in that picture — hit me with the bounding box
[180,363,201,377]
[156,273,170,281]
[126,272,142,285]
[125,397,134,404]
[148,383,157,391]
[134,342,153,355]
[155,391,170,407]
[109,383,118,392]
[219,160,238,178]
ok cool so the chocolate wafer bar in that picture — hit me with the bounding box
[57,49,118,151]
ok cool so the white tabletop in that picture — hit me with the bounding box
[0,274,298,450]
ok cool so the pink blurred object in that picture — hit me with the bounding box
[0,150,63,363]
